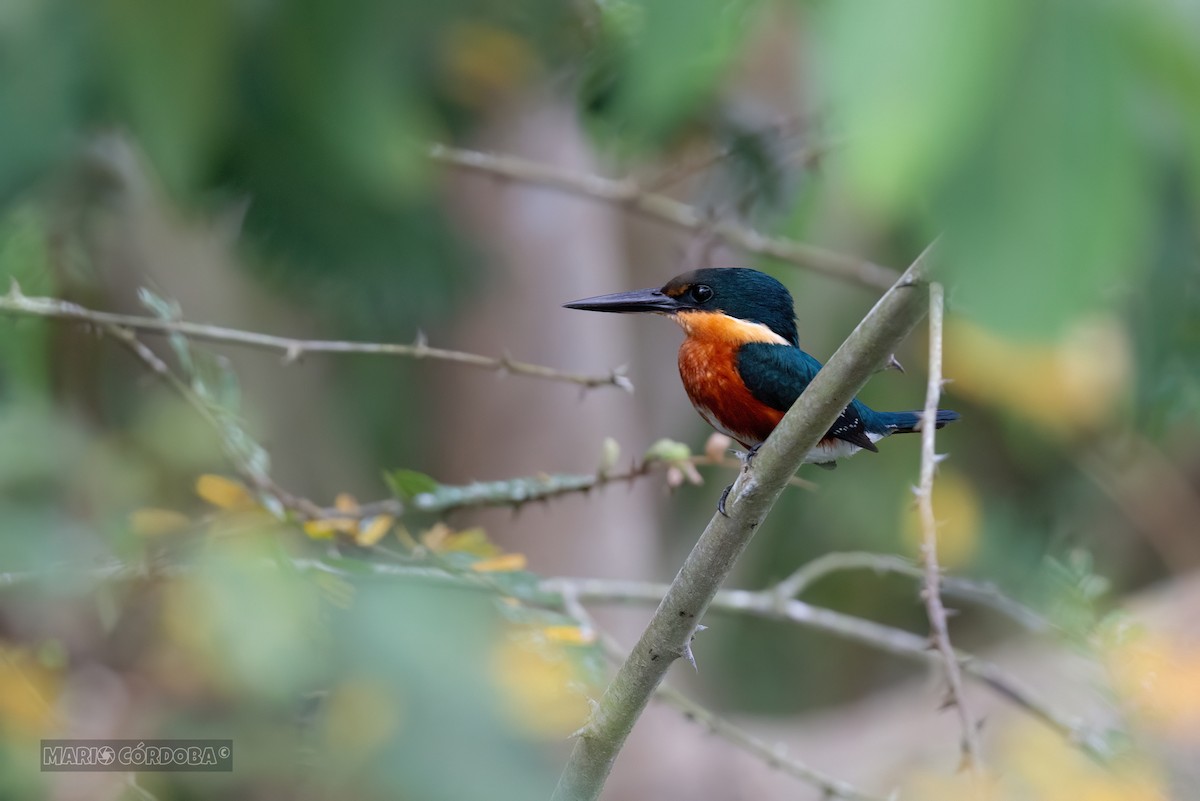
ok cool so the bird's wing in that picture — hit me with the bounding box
[735,343,879,452]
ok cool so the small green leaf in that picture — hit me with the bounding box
[190,350,241,411]
[137,287,194,372]
[136,286,181,322]
[597,437,621,475]
[642,438,692,464]
[385,469,440,501]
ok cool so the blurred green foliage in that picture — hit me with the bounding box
[1,0,1199,797]
[818,0,1200,338]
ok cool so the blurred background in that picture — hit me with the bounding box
[0,0,1198,799]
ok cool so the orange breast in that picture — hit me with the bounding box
[677,336,783,448]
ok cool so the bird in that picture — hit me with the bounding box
[565,267,959,503]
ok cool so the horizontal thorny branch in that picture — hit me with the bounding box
[0,282,631,392]
[429,143,899,291]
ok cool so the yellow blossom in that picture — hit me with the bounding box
[195,474,257,511]
[944,316,1131,436]
[541,626,596,646]
[355,515,394,547]
[1109,631,1200,736]
[0,646,60,735]
[129,507,191,536]
[491,635,591,737]
[440,21,535,106]
[421,524,499,557]
[471,553,528,573]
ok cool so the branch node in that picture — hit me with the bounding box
[498,351,515,375]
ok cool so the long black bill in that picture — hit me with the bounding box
[563,287,681,314]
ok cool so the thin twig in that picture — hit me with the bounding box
[592,634,887,801]
[639,115,811,192]
[773,551,1051,634]
[916,282,984,777]
[0,283,810,525]
[0,283,631,392]
[0,555,1107,761]
[338,455,814,520]
[649,683,887,801]
[429,143,899,291]
[532,574,1103,758]
[70,310,323,519]
[569,591,882,800]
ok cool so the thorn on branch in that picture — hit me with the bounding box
[681,623,707,672]
[612,371,634,394]
[568,699,602,740]
[681,640,698,672]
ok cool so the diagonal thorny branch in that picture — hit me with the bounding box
[550,243,939,801]
[569,593,886,801]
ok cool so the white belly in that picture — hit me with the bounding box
[694,403,885,465]
[803,434,884,464]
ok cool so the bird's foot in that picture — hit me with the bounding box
[715,441,763,515]
[720,443,764,516]
[717,482,733,517]
[741,441,764,471]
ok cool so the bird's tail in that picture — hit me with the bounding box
[875,409,960,434]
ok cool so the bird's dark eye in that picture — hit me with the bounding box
[689,284,714,303]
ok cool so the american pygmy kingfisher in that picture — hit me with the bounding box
[566,267,959,471]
